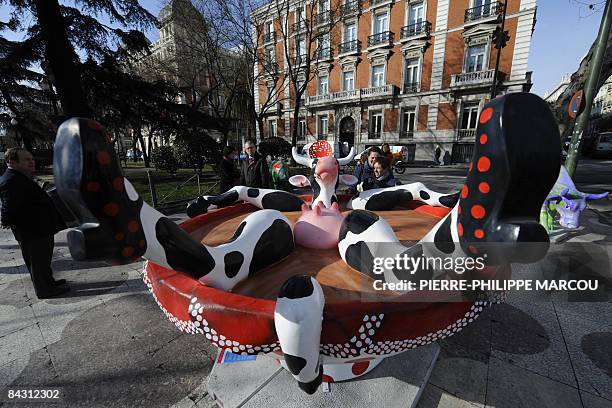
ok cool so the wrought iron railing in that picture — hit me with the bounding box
[464,2,503,23]
[400,21,431,39]
[317,47,332,60]
[341,0,361,17]
[399,130,414,139]
[315,10,331,25]
[403,82,419,93]
[338,39,360,54]
[262,31,276,44]
[457,129,477,139]
[368,31,393,47]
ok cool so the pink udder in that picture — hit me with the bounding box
[294,202,344,249]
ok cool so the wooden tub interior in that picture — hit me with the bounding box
[189,206,441,302]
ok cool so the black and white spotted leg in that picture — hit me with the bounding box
[53,118,295,292]
[339,93,562,283]
[347,183,460,211]
[275,275,325,395]
[187,186,305,218]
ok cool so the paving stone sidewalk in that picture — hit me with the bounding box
[0,208,611,407]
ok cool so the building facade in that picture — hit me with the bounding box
[253,0,536,162]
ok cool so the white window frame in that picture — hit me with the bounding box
[344,21,357,43]
[298,117,307,140]
[406,1,425,26]
[401,106,416,138]
[460,104,480,130]
[369,110,383,138]
[371,64,385,87]
[318,74,329,95]
[465,43,487,73]
[268,119,277,138]
[318,115,329,136]
[343,70,355,91]
[403,56,421,90]
[373,11,389,35]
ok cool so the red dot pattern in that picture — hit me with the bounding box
[112,177,124,192]
[351,361,370,376]
[103,203,119,217]
[97,151,111,165]
[457,223,464,237]
[479,108,493,124]
[461,185,469,199]
[122,247,134,258]
[477,157,491,173]
[474,229,485,239]
[479,134,488,144]
[115,232,124,241]
[478,182,490,194]
[87,120,102,130]
[138,240,146,247]
[128,221,140,233]
[471,205,486,219]
[86,181,100,192]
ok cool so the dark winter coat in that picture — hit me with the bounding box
[239,152,271,189]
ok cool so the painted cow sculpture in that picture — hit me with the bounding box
[540,166,609,230]
[53,92,560,395]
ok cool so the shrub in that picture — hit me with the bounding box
[151,146,178,175]
[174,131,221,174]
[258,137,292,159]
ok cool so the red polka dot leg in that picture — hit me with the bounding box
[456,93,562,265]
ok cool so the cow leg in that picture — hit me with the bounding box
[54,118,295,291]
[347,184,460,211]
[339,93,561,280]
[187,186,305,217]
[275,275,325,394]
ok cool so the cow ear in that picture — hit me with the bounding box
[289,175,310,187]
[339,174,358,185]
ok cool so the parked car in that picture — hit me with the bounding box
[126,148,143,160]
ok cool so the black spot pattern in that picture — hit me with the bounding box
[298,365,323,395]
[224,251,244,278]
[261,192,304,211]
[284,353,307,376]
[363,191,414,211]
[279,275,314,299]
[248,219,294,276]
[434,216,455,254]
[155,218,215,279]
[391,244,434,282]
[439,192,460,208]
[345,241,375,276]
[247,188,259,198]
[208,190,240,207]
[339,210,379,241]
[226,221,247,244]
[419,190,431,200]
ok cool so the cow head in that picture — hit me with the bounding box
[547,188,609,229]
[289,141,356,208]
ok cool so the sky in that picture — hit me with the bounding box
[0,0,608,97]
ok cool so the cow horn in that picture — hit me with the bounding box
[337,147,356,166]
[292,147,314,168]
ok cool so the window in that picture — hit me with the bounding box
[319,33,330,59]
[265,48,274,65]
[318,115,328,136]
[266,84,273,98]
[296,78,305,98]
[401,107,416,139]
[298,117,307,140]
[266,21,274,34]
[319,0,330,11]
[461,104,480,130]
[296,37,306,62]
[344,22,357,42]
[369,110,383,138]
[408,1,424,26]
[343,70,355,91]
[372,64,385,87]
[404,57,420,92]
[473,0,494,18]
[374,12,388,34]
[268,120,277,138]
[318,74,329,94]
[466,44,486,72]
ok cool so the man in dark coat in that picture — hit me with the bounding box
[219,146,239,193]
[0,148,69,298]
[240,140,271,188]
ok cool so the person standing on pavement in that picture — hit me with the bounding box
[381,143,394,165]
[0,148,69,299]
[240,140,271,188]
[219,146,239,193]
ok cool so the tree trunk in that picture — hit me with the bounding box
[291,102,300,147]
[256,116,265,141]
[31,0,91,118]
[134,125,150,167]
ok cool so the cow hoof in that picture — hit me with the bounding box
[457,93,561,264]
[186,196,210,218]
[54,118,147,263]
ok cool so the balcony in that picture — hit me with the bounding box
[341,0,361,17]
[370,0,393,6]
[332,89,359,102]
[292,54,307,67]
[457,129,476,140]
[292,20,307,33]
[306,93,331,106]
[338,39,361,55]
[450,69,504,89]
[400,21,431,40]
[315,10,331,26]
[317,47,332,61]
[262,31,276,45]
[368,31,394,48]
[464,2,503,24]
[263,61,279,74]
[403,82,419,94]
[361,84,397,99]
[399,130,414,140]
